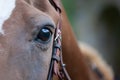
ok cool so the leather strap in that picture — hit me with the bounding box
[47,1,71,79]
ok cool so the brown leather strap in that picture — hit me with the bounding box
[49,0,61,13]
[47,17,71,80]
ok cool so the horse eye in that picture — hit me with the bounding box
[35,27,52,42]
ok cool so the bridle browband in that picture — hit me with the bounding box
[47,0,71,80]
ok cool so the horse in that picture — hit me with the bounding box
[0,0,114,80]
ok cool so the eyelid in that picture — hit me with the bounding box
[42,23,55,29]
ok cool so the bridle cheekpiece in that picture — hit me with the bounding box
[47,0,71,80]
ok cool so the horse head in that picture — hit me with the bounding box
[0,0,112,80]
[0,0,61,80]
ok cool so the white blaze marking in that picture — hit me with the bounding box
[0,0,16,34]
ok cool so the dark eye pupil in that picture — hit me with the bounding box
[36,28,52,42]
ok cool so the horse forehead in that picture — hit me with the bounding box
[0,0,59,35]
[0,0,16,34]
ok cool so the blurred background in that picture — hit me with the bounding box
[62,0,120,77]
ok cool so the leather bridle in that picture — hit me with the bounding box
[47,0,71,80]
